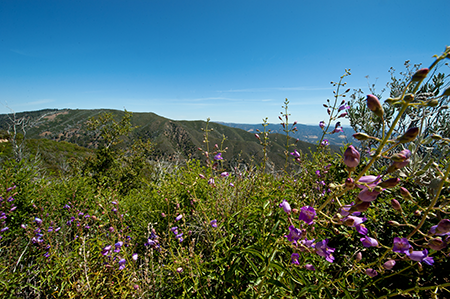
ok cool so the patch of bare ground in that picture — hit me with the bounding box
[43,110,68,121]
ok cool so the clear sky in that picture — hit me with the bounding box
[1,0,449,125]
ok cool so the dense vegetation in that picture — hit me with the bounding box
[1,47,449,298]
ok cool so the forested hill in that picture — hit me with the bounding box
[0,108,344,170]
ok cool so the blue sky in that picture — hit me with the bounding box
[1,0,449,125]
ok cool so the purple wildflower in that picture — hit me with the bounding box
[358,188,382,202]
[290,150,301,158]
[198,174,206,179]
[35,217,43,224]
[299,206,316,225]
[305,264,316,271]
[101,245,112,256]
[132,253,138,261]
[360,236,378,248]
[118,258,126,270]
[319,121,325,129]
[213,153,223,160]
[210,219,218,228]
[315,239,335,263]
[0,227,9,232]
[279,199,291,215]
[383,260,396,270]
[343,145,360,168]
[406,249,433,265]
[220,172,229,177]
[392,237,411,254]
[286,225,303,244]
[321,139,329,146]
[175,214,183,221]
[114,241,123,253]
[366,268,378,277]
[291,253,300,265]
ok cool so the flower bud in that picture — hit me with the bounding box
[378,178,400,188]
[414,210,421,216]
[436,219,450,234]
[383,259,396,270]
[366,268,378,277]
[366,94,384,117]
[344,145,360,169]
[345,178,355,189]
[404,94,415,102]
[400,187,412,201]
[431,134,442,140]
[428,237,447,251]
[353,132,370,141]
[391,199,401,211]
[427,99,439,107]
[355,252,362,262]
[397,127,419,143]
[388,220,400,227]
[411,68,429,82]
[354,201,370,212]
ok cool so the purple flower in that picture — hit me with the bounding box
[6,186,16,192]
[175,214,183,221]
[35,217,43,224]
[213,153,223,161]
[170,226,178,234]
[0,227,9,232]
[118,258,126,270]
[435,219,450,235]
[315,239,335,263]
[365,268,378,277]
[114,241,123,253]
[176,267,183,273]
[392,237,411,254]
[290,150,301,158]
[428,237,447,250]
[286,225,303,243]
[291,253,300,265]
[305,264,316,271]
[198,174,206,179]
[343,145,360,168]
[299,206,316,225]
[208,178,215,186]
[358,188,382,202]
[279,199,291,215]
[101,245,112,256]
[356,175,380,188]
[63,204,71,209]
[360,236,378,248]
[220,172,229,177]
[383,259,396,270]
[406,249,432,264]
[229,183,234,187]
[319,121,326,129]
[321,139,329,146]
[366,94,383,117]
[132,253,138,261]
[210,219,218,228]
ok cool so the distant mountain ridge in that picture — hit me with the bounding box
[215,122,357,146]
[0,109,344,171]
